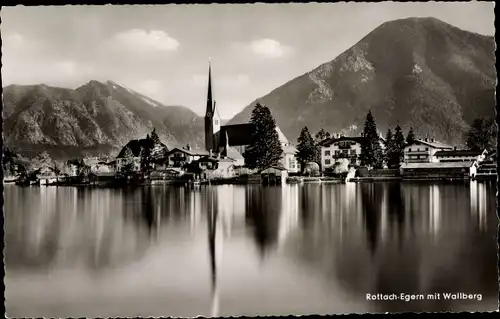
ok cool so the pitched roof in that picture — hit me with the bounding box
[168,147,209,156]
[220,124,254,146]
[319,136,364,147]
[401,161,473,169]
[282,145,298,154]
[116,138,169,158]
[261,166,288,173]
[225,146,244,160]
[411,139,453,149]
[434,150,484,157]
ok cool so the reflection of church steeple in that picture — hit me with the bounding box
[208,189,219,317]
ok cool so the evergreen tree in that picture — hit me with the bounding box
[406,127,416,145]
[465,118,497,151]
[151,128,161,145]
[315,128,331,142]
[140,136,154,178]
[245,102,283,170]
[392,125,406,168]
[359,111,384,168]
[119,146,135,178]
[297,127,317,172]
[384,128,394,168]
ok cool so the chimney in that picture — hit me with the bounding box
[209,149,212,157]
[431,138,435,142]
[454,146,457,151]
[186,144,191,151]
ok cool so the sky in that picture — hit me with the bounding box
[1,2,495,119]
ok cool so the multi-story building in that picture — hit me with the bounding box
[433,149,487,163]
[319,135,385,171]
[403,138,453,163]
[165,146,209,168]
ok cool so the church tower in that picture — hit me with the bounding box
[204,61,221,152]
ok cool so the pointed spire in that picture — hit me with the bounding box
[206,60,214,117]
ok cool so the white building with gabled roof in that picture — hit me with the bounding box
[403,138,453,163]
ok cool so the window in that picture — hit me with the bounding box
[325,150,331,156]
[350,149,356,155]
[214,120,219,125]
[335,150,340,156]
[350,158,356,164]
[425,147,429,151]
[409,148,412,152]
[325,159,331,165]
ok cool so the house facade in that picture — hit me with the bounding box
[166,147,210,168]
[403,138,453,163]
[280,144,300,173]
[433,149,487,163]
[319,135,385,171]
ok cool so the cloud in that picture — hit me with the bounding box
[247,38,292,58]
[108,29,180,54]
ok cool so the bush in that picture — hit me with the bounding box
[303,162,320,176]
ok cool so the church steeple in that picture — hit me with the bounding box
[206,60,214,117]
[204,59,221,151]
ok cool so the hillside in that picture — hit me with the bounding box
[228,17,496,146]
[2,81,205,159]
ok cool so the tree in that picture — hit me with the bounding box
[2,147,19,176]
[406,127,416,145]
[465,118,497,152]
[392,125,406,168]
[384,129,394,168]
[150,128,161,145]
[118,146,135,178]
[140,136,154,179]
[359,111,384,168]
[296,127,318,172]
[34,151,53,169]
[333,158,349,174]
[315,128,331,143]
[245,102,283,170]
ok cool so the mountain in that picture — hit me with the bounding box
[2,80,205,159]
[228,17,496,146]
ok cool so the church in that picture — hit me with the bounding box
[203,62,300,173]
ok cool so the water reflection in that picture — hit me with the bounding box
[4,181,498,316]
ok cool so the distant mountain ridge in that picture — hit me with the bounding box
[2,80,205,159]
[228,17,496,146]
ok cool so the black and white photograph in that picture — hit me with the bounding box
[1,2,498,317]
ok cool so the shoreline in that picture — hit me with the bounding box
[7,176,495,188]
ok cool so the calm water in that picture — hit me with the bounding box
[4,181,498,317]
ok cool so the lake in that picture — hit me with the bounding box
[4,181,498,317]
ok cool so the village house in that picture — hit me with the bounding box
[319,134,385,171]
[184,155,236,179]
[432,149,488,163]
[401,161,475,180]
[473,151,497,180]
[165,146,210,168]
[281,144,300,174]
[404,138,453,163]
[115,138,169,172]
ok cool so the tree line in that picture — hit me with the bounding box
[239,102,496,174]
